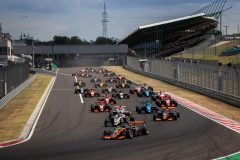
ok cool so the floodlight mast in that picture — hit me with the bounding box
[102,2,109,39]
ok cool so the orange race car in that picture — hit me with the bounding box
[95,81,107,88]
[102,122,149,140]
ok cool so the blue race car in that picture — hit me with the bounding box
[137,88,152,97]
[136,101,157,114]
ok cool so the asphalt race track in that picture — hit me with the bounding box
[0,67,240,160]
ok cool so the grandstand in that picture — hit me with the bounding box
[119,13,218,58]
[169,39,240,64]
[119,0,238,62]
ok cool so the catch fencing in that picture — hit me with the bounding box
[0,62,30,98]
[126,56,240,107]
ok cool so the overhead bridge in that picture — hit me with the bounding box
[13,44,128,66]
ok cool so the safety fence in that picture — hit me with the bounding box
[125,56,240,107]
[0,62,30,98]
[0,75,36,110]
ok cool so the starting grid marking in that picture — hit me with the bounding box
[167,92,240,134]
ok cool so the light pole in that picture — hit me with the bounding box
[237,24,239,35]
[31,38,35,68]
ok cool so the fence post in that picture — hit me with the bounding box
[4,67,7,95]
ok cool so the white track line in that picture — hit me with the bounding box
[26,68,59,141]
[74,76,84,104]
[214,151,240,160]
[42,68,72,76]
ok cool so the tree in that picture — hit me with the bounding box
[53,36,71,44]
[94,36,118,44]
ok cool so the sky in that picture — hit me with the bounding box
[0,0,239,41]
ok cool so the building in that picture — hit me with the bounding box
[0,23,12,66]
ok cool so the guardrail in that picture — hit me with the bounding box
[0,75,37,110]
[123,64,240,108]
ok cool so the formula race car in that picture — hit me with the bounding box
[153,107,180,121]
[72,69,87,76]
[74,80,86,87]
[78,72,92,78]
[95,81,107,88]
[112,90,130,99]
[102,122,149,140]
[115,75,126,81]
[97,68,105,74]
[109,106,132,117]
[116,81,130,88]
[97,94,117,105]
[86,68,96,73]
[137,88,153,97]
[105,77,117,83]
[72,72,80,77]
[102,86,116,94]
[156,98,178,108]
[90,77,101,83]
[141,83,153,91]
[151,91,170,101]
[74,87,88,94]
[104,108,135,127]
[136,101,158,114]
[84,88,100,97]
[90,101,112,112]
[129,86,142,94]
[104,72,115,77]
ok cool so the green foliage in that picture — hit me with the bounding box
[35,36,118,45]
[94,36,118,44]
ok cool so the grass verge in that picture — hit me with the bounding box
[0,74,52,142]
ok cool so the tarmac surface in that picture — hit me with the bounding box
[0,67,239,160]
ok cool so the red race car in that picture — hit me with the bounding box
[105,77,117,83]
[129,86,142,94]
[152,91,171,101]
[98,94,116,105]
[84,88,100,97]
[156,98,177,109]
[91,101,112,112]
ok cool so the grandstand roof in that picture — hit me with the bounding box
[119,13,217,44]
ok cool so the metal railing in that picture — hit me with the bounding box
[0,61,30,98]
[125,56,240,107]
[0,75,36,110]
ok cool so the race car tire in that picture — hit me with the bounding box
[91,105,95,112]
[124,94,130,99]
[177,112,180,118]
[153,114,157,121]
[104,118,110,127]
[141,127,149,135]
[74,89,78,94]
[130,117,135,121]
[138,109,142,114]
[136,106,139,112]
[126,129,133,139]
